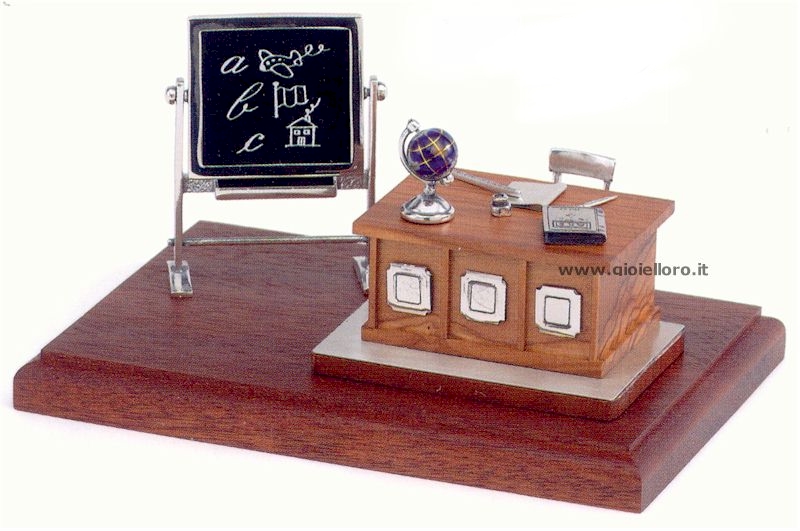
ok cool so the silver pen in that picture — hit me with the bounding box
[451,169,522,198]
[579,195,618,208]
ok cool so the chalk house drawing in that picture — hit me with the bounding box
[286,99,321,148]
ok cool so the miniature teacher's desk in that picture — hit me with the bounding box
[355,173,672,377]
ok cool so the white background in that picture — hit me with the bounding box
[1,0,797,528]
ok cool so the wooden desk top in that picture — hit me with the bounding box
[354,170,674,265]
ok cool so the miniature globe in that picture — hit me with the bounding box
[405,128,458,182]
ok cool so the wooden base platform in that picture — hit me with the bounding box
[13,221,785,512]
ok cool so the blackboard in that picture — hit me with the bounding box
[189,15,361,179]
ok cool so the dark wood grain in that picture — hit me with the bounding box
[13,221,784,512]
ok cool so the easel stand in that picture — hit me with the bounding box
[165,75,386,297]
[14,221,784,512]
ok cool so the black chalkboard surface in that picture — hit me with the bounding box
[189,15,361,179]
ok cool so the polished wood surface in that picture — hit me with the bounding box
[353,171,675,265]
[13,222,784,512]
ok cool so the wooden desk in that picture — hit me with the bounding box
[354,173,676,377]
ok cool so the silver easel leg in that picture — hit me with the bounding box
[167,260,192,296]
[165,77,193,297]
[352,76,386,294]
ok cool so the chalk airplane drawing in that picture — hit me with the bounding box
[258,44,329,79]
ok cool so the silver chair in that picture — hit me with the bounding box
[550,148,615,190]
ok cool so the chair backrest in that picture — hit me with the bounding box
[549,148,615,190]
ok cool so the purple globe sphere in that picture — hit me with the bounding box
[405,128,458,182]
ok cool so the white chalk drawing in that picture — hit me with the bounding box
[236,133,266,154]
[226,82,264,121]
[220,55,248,75]
[286,99,321,148]
[215,41,334,156]
[272,81,310,118]
[258,44,329,79]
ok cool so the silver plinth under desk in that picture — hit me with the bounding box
[313,303,685,419]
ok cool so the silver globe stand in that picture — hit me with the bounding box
[400,181,455,224]
[398,119,456,225]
